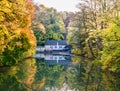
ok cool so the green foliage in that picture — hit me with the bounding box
[0,75,27,91]
[0,0,36,66]
[68,0,120,74]
[0,58,36,91]
[33,59,65,90]
[32,5,65,45]
[100,24,120,72]
[66,64,85,90]
[66,1,120,90]
[0,34,31,66]
[34,31,46,45]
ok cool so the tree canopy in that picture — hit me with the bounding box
[0,0,36,66]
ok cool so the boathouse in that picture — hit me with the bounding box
[44,40,69,51]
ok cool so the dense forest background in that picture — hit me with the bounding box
[32,0,120,74]
[0,0,120,91]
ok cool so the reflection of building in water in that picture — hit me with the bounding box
[45,55,65,61]
[35,40,72,65]
[34,54,71,65]
[45,83,80,91]
[45,55,71,65]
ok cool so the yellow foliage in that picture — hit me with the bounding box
[0,0,36,66]
[39,77,46,88]
[38,24,46,33]
[32,77,46,89]
[22,59,37,87]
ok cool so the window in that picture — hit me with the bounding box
[59,46,62,48]
[59,56,62,60]
[54,57,57,60]
[50,46,53,48]
[50,57,53,59]
[55,46,57,48]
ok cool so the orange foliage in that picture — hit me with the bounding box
[32,77,46,89]
[17,27,36,47]
[26,0,35,19]
[39,77,46,88]
[0,0,36,66]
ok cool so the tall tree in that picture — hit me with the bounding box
[0,0,36,66]
[32,5,65,45]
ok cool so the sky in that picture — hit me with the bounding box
[33,0,80,12]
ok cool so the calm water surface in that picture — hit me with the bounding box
[0,53,120,91]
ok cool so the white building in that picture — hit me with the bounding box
[45,40,67,51]
[36,46,45,52]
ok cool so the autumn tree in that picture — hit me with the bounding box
[67,0,120,90]
[0,0,36,66]
[32,5,65,45]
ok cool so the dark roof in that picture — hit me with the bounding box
[45,40,67,45]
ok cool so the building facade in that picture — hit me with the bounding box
[45,40,67,51]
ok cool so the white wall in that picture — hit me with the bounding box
[45,55,65,60]
[34,54,45,58]
[45,45,65,50]
[34,54,66,61]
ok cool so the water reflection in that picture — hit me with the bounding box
[0,53,120,91]
[34,53,71,65]
[0,58,36,91]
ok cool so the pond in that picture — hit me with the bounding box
[0,52,120,91]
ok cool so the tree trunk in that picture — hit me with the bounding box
[87,39,95,58]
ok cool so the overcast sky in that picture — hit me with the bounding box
[33,0,80,12]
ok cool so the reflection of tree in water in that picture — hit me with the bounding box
[0,57,119,91]
[66,59,120,91]
[32,58,65,91]
[0,58,37,91]
[0,75,27,91]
